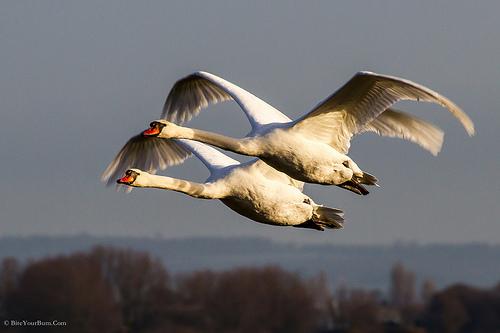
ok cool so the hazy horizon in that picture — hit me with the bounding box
[1,1,499,245]
[3,234,500,291]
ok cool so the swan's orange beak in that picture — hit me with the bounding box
[143,125,160,137]
[117,175,134,185]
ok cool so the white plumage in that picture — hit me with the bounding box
[103,71,473,195]
[117,140,343,231]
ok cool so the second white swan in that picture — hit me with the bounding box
[116,139,344,231]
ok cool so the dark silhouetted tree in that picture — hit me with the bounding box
[421,279,436,304]
[0,257,20,319]
[334,288,385,333]
[175,266,322,333]
[90,246,174,332]
[5,253,123,333]
[420,283,500,333]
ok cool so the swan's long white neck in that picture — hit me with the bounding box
[136,173,223,199]
[171,126,259,156]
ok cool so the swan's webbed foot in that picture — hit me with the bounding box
[294,220,325,231]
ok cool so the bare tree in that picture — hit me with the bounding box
[5,253,123,333]
[390,262,416,307]
[335,287,384,333]
[175,266,322,333]
[0,257,20,318]
[90,246,174,332]
[421,279,436,304]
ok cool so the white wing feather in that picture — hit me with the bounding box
[175,139,240,174]
[162,71,291,130]
[292,71,475,153]
[101,136,242,186]
[362,109,445,156]
[178,139,304,190]
[101,135,190,186]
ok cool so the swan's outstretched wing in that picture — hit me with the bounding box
[361,109,444,156]
[291,71,475,154]
[162,71,291,131]
[101,135,190,186]
[176,139,240,176]
[103,72,272,186]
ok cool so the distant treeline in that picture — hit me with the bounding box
[2,235,500,291]
[1,246,499,333]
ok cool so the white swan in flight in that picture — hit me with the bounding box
[103,71,474,195]
[116,139,344,231]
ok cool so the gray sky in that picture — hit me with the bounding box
[1,0,498,244]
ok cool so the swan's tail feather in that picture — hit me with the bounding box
[313,206,344,229]
[355,172,378,186]
[294,206,344,231]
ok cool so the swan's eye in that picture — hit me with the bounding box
[343,161,349,168]
[149,122,157,127]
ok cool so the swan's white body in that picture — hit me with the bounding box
[103,71,475,191]
[234,127,356,184]
[119,140,343,230]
